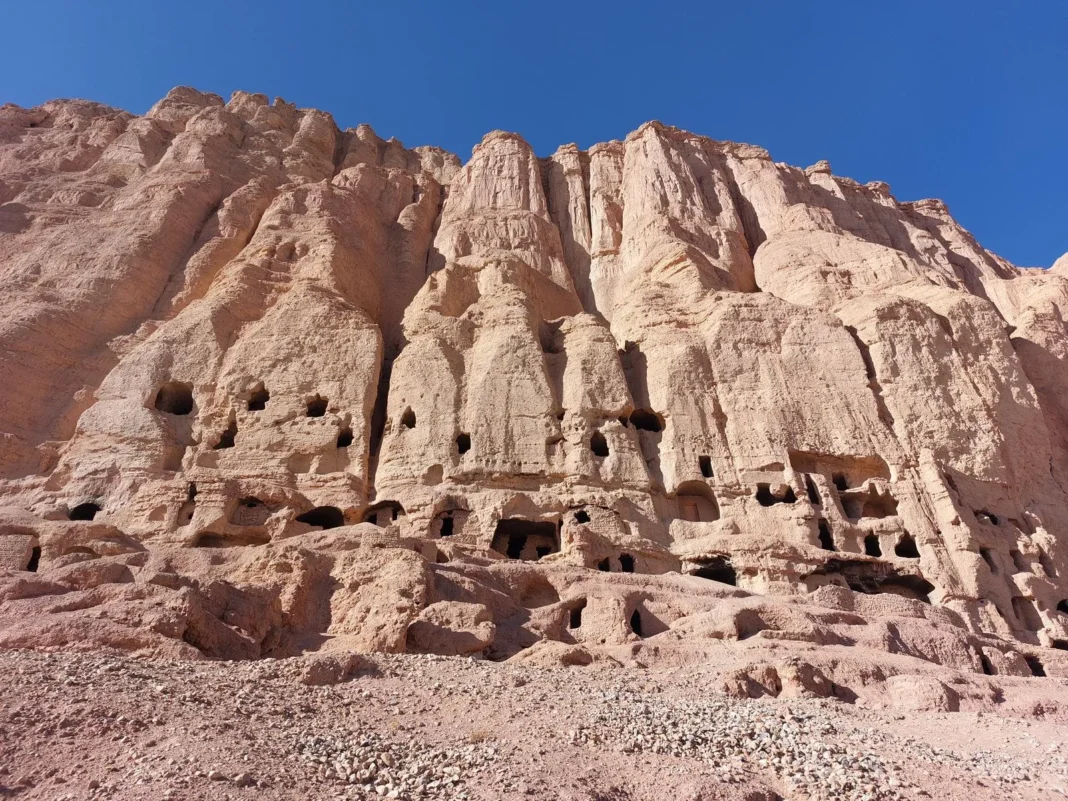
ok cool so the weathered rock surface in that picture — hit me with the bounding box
[2,88,1068,707]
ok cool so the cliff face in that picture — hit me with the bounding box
[2,87,1068,694]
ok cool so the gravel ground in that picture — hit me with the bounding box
[0,650,1066,801]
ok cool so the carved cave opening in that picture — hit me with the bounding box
[574,509,590,524]
[194,531,270,548]
[337,426,354,448]
[699,455,714,478]
[756,483,797,507]
[362,500,405,527]
[456,432,471,454]
[400,407,416,429]
[619,553,635,573]
[809,559,935,603]
[69,502,101,521]
[590,431,609,458]
[307,395,328,417]
[894,533,920,559]
[1012,597,1043,632]
[568,598,586,629]
[630,608,643,637]
[691,555,736,586]
[805,474,822,505]
[296,506,344,530]
[247,385,270,411]
[26,546,40,572]
[676,481,719,522]
[155,381,194,415]
[491,518,559,561]
[1025,655,1047,677]
[213,419,237,450]
[818,519,836,551]
[864,534,882,558]
[629,409,664,432]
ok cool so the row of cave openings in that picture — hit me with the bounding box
[154,381,355,450]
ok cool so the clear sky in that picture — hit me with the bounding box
[2,1,1065,267]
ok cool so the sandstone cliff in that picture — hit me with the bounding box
[2,87,1067,704]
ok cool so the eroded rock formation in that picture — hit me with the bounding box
[2,87,1068,704]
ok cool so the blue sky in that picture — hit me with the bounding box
[3,1,1065,267]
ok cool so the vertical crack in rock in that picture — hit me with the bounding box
[845,325,897,430]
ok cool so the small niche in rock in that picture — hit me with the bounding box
[178,483,197,525]
[1024,655,1047,677]
[629,609,644,637]
[699,455,714,479]
[1052,639,1068,651]
[213,419,237,450]
[864,534,882,558]
[194,531,270,548]
[568,599,587,629]
[756,483,797,507]
[26,546,40,572]
[692,556,736,586]
[154,381,194,415]
[456,432,471,454]
[979,652,995,675]
[677,481,720,522]
[618,416,629,427]
[804,474,822,505]
[817,519,836,551]
[597,558,610,571]
[400,407,416,429]
[894,533,920,559]
[491,518,559,561]
[629,409,664,432]
[1012,597,1043,632]
[620,553,635,573]
[590,431,609,458]
[975,510,1000,526]
[574,509,590,524]
[1038,549,1057,577]
[296,506,344,530]
[1010,550,1029,574]
[832,473,849,492]
[438,514,454,537]
[306,395,328,417]
[1058,599,1068,616]
[539,320,563,354]
[69,502,101,521]
[980,548,998,573]
[247,385,270,411]
[231,497,270,527]
[336,426,354,448]
[842,486,898,520]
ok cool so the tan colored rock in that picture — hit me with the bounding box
[1,89,1067,709]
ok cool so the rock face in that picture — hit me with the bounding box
[2,88,1068,702]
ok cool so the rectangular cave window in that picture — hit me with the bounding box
[439,515,454,537]
[619,553,635,573]
[817,519,836,551]
[699,455,713,479]
[1012,596,1043,632]
[864,534,882,557]
[491,518,559,561]
[805,474,821,505]
[569,599,587,629]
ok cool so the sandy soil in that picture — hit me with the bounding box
[1,650,1067,801]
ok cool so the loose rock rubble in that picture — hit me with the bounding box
[2,649,1067,800]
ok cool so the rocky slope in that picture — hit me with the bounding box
[2,87,1068,714]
